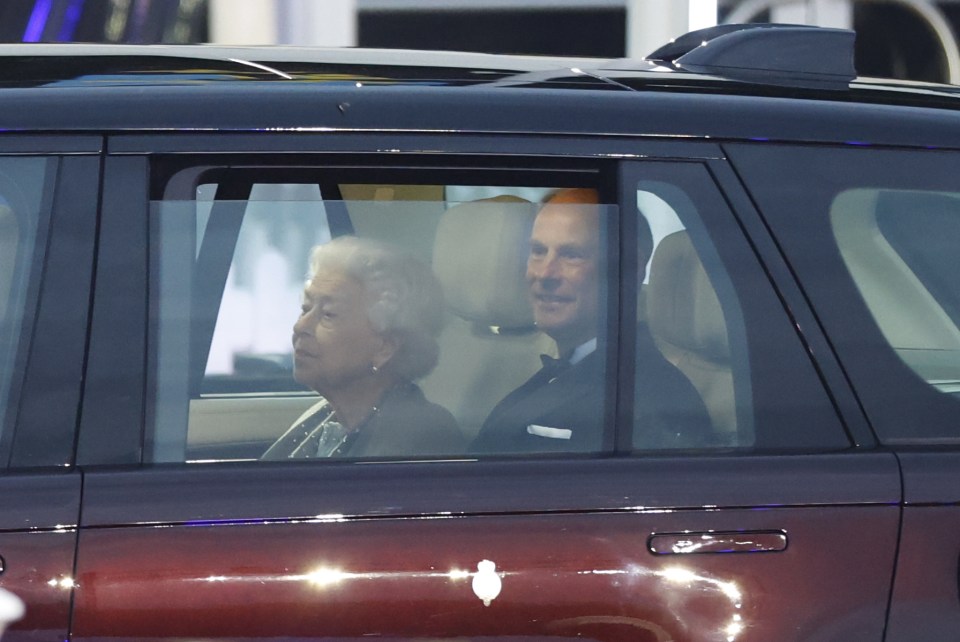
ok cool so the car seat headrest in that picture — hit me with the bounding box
[647,230,729,361]
[433,195,538,330]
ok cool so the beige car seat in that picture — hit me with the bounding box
[646,230,737,442]
[419,195,556,440]
[832,189,960,362]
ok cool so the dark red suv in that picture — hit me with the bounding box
[1,24,959,642]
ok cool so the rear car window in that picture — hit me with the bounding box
[0,157,53,463]
[144,159,847,464]
[148,176,618,462]
[635,181,752,449]
[728,143,960,445]
[832,188,960,392]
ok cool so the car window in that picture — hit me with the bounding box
[832,189,960,389]
[201,183,330,390]
[147,173,616,463]
[634,183,751,449]
[146,159,848,464]
[0,157,54,464]
[728,143,960,445]
[629,161,851,453]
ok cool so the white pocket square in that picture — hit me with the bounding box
[526,424,572,440]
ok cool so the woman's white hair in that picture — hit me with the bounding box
[308,236,444,381]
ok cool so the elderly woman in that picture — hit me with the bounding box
[263,236,463,459]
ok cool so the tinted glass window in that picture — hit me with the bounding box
[629,162,848,453]
[201,183,330,390]
[728,143,960,444]
[634,182,752,449]
[833,189,960,390]
[0,157,53,462]
[146,159,846,463]
[148,174,617,463]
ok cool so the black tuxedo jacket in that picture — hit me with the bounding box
[471,351,604,454]
[470,327,713,455]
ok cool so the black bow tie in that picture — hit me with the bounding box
[540,354,568,374]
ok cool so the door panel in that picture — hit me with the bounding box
[74,456,899,642]
[70,149,902,641]
[885,452,960,641]
[76,510,895,640]
[0,476,79,642]
[0,533,76,641]
[723,142,960,641]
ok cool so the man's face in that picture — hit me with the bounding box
[526,204,601,351]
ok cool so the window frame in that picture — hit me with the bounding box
[0,136,101,470]
[92,147,634,466]
[80,133,858,467]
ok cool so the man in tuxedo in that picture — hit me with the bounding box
[471,188,606,453]
[470,188,712,454]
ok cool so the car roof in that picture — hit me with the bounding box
[1,31,959,148]
[4,41,959,95]
[0,43,607,88]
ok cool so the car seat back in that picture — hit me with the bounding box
[420,195,555,439]
[647,230,735,440]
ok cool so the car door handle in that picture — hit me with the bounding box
[648,530,788,555]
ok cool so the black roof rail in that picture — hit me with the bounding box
[644,23,857,90]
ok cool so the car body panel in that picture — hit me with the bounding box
[723,141,960,639]
[1,84,958,150]
[74,455,900,641]
[885,452,960,640]
[0,44,957,148]
[71,131,900,640]
[74,155,149,467]
[0,475,80,642]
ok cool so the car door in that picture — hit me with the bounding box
[70,135,900,642]
[726,142,960,641]
[0,139,100,641]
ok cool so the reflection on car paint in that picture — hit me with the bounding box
[45,577,74,590]
[185,556,744,640]
[0,588,24,639]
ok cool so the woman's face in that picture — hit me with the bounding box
[292,268,388,395]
